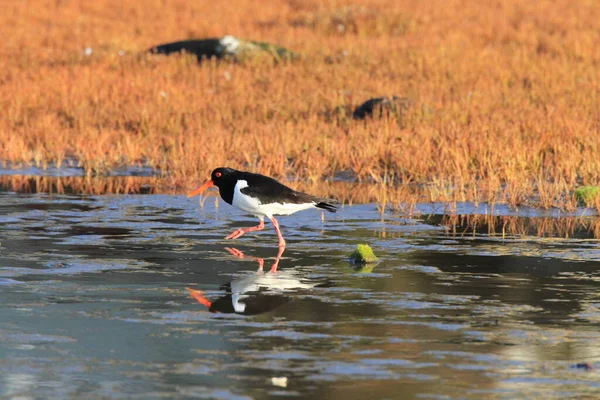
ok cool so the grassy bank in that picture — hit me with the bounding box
[1,0,599,210]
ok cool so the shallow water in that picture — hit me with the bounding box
[1,193,600,399]
[0,162,159,177]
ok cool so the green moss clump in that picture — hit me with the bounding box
[348,244,378,264]
[575,186,600,206]
[351,264,376,273]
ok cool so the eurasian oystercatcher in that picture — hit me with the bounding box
[187,167,338,247]
[186,247,330,315]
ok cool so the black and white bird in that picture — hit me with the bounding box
[187,247,331,315]
[187,167,338,247]
[187,270,329,315]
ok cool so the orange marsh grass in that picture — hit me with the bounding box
[1,0,600,211]
[438,213,600,241]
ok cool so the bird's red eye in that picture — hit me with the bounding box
[215,172,222,178]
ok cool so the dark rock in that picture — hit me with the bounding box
[352,96,411,120]
[148,36,297,62]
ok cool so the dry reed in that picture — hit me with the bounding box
[1,0,599,211]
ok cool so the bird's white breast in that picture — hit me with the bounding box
[232,180,262,215]
[231,272,320,313]
[232,180,316,218]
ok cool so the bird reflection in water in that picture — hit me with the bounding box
[187,247,328,315]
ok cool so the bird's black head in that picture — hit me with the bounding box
[187,167,239,201]
[210,167,238,189]
[205,167,241,205]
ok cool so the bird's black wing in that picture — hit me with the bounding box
[239,172,314,205]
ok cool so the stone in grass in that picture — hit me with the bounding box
[348,244,379,264]
[352,96,411,120]
[148,36,297,63]
[575,186,600,206]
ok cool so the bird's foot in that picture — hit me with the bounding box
[225,229,245,240]
[225,247,245,258]
[225,221,265,240]
[225,247,265,272]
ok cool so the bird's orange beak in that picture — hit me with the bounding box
[187,180,214,198]
[186,287,212,309]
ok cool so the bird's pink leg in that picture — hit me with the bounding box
[268,245,286,273]
[225,218,265,240]
[269,217,286,248]
[225,247,245,258]
[225,247,265,271]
